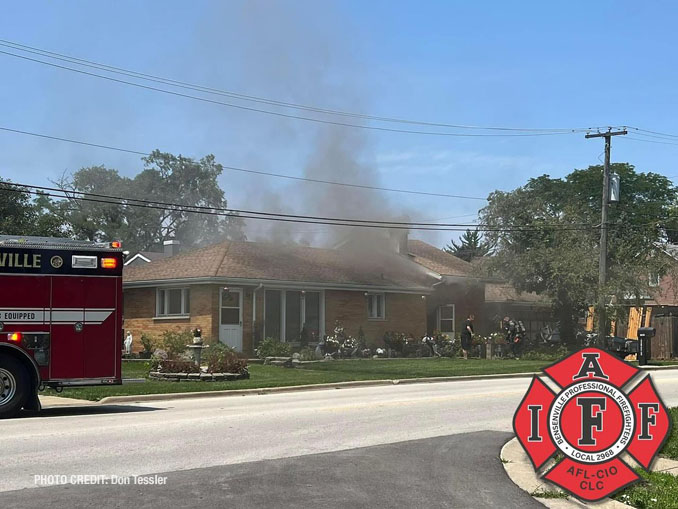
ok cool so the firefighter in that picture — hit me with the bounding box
[503,316,524,360]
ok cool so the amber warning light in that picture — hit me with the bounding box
[8,332,22,342]
[101,257,118,269]
[110,241,122,249]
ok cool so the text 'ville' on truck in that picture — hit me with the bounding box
[0,236,123,418]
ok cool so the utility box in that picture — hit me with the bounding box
[638,327,656,365]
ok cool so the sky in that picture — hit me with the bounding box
[2,0,678,248]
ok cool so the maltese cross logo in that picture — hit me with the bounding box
[513,347,672,502]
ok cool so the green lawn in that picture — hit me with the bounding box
[613,470,678,508]
[49,358,549,401]
[606,408,678,508]
[660,408,678,460]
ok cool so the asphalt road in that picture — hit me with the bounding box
[1,370,677,507]
[0,431,542,509]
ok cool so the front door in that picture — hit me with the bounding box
[219,288,243,351]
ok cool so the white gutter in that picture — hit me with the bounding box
[123,276,433,294]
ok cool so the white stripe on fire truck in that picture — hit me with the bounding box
[0,308,114,324]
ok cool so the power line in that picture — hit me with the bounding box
[0,125,487,200]
[624,136,678,146]
[0,49,611,139]
[3,181,593,230]
[0,182,601,233]
[0,38,610,134]
[626,127,678,140]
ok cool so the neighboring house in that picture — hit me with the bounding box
[406,239,486,337]
[483,282,553,341]
[122,236,556,355]
[123,240,178,267]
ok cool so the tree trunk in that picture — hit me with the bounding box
[556,293,576,346]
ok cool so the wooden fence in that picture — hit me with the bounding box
[652,315,678,360]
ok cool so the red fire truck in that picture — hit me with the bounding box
[0,236,123,418]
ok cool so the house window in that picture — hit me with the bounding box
[264,290,282,340]
[304,292,321,340]
[649,272,661,287]
[264,290,323,342]
[367,293,385,320]
[285,290,302,342]
[156,288,190,317]
[437,305,455,334]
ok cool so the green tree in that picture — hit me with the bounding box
[53,151,246,252]
[444,228,493,262]
[0,179,63,236]
[479,163,677,343]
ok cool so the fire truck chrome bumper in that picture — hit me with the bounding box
[0,368,17,406]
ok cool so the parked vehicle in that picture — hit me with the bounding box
[0,236,124,418]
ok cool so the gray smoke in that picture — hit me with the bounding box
[201,0,424,253]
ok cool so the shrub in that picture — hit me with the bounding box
[206,343,248,373]
[383,331,407,353]
[357,326,366,349]
[156,359,200,374]
[299,325,309,347]
[297,347,317,361]
[255,337,292,359]
[161,330,192,359]
[520,345,569,361]
[140,334,155,353]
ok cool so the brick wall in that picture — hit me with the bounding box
[123,285,217,353]
[324,290,427,346]
[124,285,427,355]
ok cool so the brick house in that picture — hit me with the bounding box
[123,239,437,355]
[123,237,555,355]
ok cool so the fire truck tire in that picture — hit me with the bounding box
[0,356,30,419]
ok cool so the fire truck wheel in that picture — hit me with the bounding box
[0,356,30,419]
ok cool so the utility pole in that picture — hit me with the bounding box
[585,128,627,340]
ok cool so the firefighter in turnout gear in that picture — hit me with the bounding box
[503,316,526,360]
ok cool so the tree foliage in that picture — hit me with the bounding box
[444,228,493,262]
[0,179,63,237]
[479,163,677,341]
[49,151,246,252]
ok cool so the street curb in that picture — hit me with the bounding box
[98,371,541,405]
[500,437,632,508]
[637,364,678,370]
[95,363,678,405]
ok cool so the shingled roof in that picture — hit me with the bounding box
[484,282,550,305]
[123,240,435,291]
[406,239,477,277]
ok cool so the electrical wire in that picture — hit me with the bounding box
[624,136,678,146]
[2,181,595,230]
[0,125,487,200]
[0,183,601,233]
[0,38,610,134]
[0,49,615,139]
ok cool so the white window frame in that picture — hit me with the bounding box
[156,287,190,317]
[367,293,386,320]
[437,304,455,334]
[649,272,661,287]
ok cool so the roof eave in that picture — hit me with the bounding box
[123,276,433,294]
